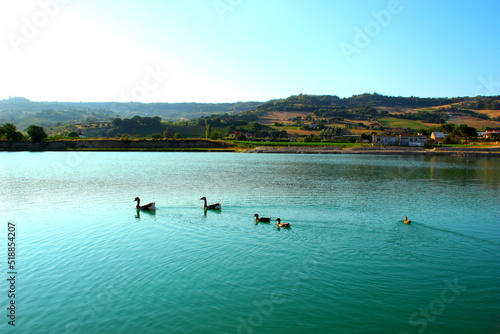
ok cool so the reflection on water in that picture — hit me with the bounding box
[135,209,157,220]
[0,152,498,334]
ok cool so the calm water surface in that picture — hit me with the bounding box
[0,152,499,333]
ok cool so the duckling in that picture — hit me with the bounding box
[254,214,271,223]
[200,197,221,210]
[134,197,156,210]
[275,218,290,227]
[404,216,411,224]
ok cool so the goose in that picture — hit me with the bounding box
[134,197,156,210]
[404,217,411,224]
[275,218,290,227]
[200,197,221,210]
[254,214,271,223]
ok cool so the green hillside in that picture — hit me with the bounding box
[0,97,263,129]
[378,118,434,130]
[2,94,499,139]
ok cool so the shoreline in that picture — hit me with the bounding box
[244,146,500,156]
[1,140,499,156]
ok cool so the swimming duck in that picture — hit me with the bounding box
[275,218,290,227]
[254,214,271,223]
[404,217,411,224]
[200,197,221,210]
[134,197,156,210]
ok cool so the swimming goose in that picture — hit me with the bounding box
[254,214,271,223]
[200,197,221,210]
[275,218,290,227]
[404,217,411,224]
[134,197,156,210]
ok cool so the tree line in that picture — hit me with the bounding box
[0,123,48,142]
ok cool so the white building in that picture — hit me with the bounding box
[372,135,427,146]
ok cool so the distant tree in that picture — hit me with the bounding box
[1,123,23,141]
[68,131,79,138]
[27,125,48,143]
[441,123,455,133]
[209,131,221,140]
[360,133,371,141]
[452,124,477,143]
[442,135,455,144]
[106,129,119,137]
[205,124,212,139]
[151,133,163,141]
[163,127,174,138]
[112,118,122,127]
[174,133,183,139]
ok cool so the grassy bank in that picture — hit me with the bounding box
[231,141,371,149]
[1,138,498,154]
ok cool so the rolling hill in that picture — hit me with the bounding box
[1,94,499,138]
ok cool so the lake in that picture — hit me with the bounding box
[0,152,499,333]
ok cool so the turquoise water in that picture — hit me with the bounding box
[0,152,499,333]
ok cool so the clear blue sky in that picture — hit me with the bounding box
[1,0,499,103]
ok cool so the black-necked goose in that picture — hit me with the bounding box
[275,218,290,227]
[134,197,156,210]
[254,214,271,223]
[200,197,221,210]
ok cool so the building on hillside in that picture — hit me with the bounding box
[228,131,244,139]
[478,130,500,138]
[400,135,428,147]
[372,135,427,146]
[372,135,399,146]
[430,132,448,141]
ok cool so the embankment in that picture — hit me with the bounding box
[0,139,231,151]
[2,140,499,156]
[245,145,500,156]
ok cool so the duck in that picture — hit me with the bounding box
[275,218,290,227]
[254,214,271,223]
[134,197,156,210]
[404,216,411,224]
[200,197,221,210]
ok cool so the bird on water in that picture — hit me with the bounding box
[254,214,271,223]
[200,197,221,210]
[275,218,290,227]
[134,197,156,210]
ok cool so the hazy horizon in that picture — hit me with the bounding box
[5,91,499,106]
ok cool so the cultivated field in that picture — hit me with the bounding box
[261,111,314,125]
[378,117,438,130]
[446,116,500,128]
